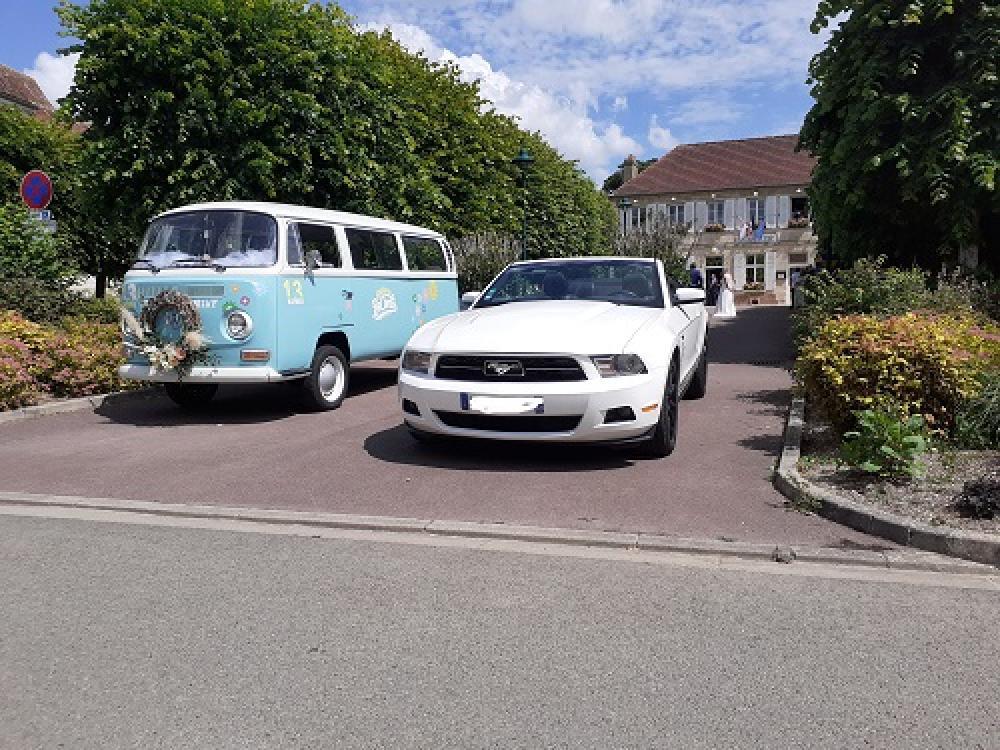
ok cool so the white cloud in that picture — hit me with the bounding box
[670,98,742,126]
[647,115,678,152]
[365,21,641,182]
[23,52,78,105]
[611,96,628,113]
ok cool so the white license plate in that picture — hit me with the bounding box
[461,394,544,415]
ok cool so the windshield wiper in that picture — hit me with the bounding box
[169,258,227,273]
[130,258,160,274]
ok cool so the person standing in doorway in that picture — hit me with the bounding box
[688,262,704,289]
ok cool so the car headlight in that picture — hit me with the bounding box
[227,310,253,340]
[591,354,647,377]
[402,349,432,374]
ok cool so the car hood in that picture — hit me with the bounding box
[409,300,661,354]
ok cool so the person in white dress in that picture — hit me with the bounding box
[714,271,737,318]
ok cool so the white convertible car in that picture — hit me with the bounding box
[397,257,708,456]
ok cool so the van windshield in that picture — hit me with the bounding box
[139,211,278,268]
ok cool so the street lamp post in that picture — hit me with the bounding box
[618,197,632,234]
[512,146,534,260]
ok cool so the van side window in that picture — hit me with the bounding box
[346,229,402,271]
[402,236,447,271]
[290,222,340,267]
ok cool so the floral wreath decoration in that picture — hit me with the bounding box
[121,290,213,378]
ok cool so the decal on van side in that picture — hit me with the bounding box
[372,288,397,321]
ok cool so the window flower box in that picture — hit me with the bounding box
[704,223,725,232]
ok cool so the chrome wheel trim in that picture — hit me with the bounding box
[318,357,346,402]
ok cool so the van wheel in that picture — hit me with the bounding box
[302,345,349,411]
[164,383,218,409]
[642,360,679,458]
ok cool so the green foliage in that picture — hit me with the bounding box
[0,202,76,283]
[800,0,999,271]
[57,0,614,277]
[601,156,656,193]
[451,234,520,293]
[792,256,988,345]
[796,311,1000,435]
[65,294,123,324]
[612,224,689,285]
[954,371,1000,449]
[840,409,928,479]
[952,469,1000,519]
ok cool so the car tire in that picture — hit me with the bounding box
[643,359,679,458]
[301,345,349,411]
[164,382,218,409]
[684,346,708,400]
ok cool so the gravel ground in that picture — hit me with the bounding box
[798,414,1000,535]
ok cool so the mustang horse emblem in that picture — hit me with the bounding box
[483,360,523,377]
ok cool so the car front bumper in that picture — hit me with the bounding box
[398,368,667,443]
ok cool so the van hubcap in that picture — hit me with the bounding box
[318,358,345,402]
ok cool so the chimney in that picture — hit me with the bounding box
[621,154,639,183]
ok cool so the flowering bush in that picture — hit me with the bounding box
[703,223,725,232]
[796,311,1000,436]
[0,311,134,410]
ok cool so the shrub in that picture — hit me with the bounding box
[0,311,132,408]
[0,338,40,409]
[452,233,520,293]
[793,257,931,345]
[0,202,77,284]
[952,469,1000,520]
[839,409,928,479]
[0,277,83,324]
[954,371,1000,449]
[796,312,1000,435]
[65,293,123,324]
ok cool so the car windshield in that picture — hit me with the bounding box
[475,259,664,309]
[139,211,278,268]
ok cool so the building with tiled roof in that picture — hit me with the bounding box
[0,64,53,116]
[613,135,819,305]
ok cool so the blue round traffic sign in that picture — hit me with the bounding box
[20,170,53,210]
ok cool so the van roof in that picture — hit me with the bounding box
[157,201,446,238]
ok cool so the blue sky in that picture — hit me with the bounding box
[3,1,830,183]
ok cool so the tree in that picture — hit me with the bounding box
[57,0,615,282]
[601,157,657,194]
[800,1,999,272]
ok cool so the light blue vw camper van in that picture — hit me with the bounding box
[119,202,459,410]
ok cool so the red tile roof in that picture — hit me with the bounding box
[0,64,53,112]
[614,134,815,196]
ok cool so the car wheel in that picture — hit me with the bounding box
[684,346,708,400]
[301,345,349,411]
[164,383,218,409]
[644,359,679,458]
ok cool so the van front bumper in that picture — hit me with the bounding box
[118,364,300,384]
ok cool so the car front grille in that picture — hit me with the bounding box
[433,411,582,433]
[434,355,586,382]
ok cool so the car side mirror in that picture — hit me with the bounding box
[675,287,706,305]
[461,291,481,310]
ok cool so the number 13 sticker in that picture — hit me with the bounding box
[283,279,305,305]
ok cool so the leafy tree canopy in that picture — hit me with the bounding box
[56,0,614,275]
[601,157,657,193]
[800,0,999,271]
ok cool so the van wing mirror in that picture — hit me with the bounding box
[304,249,321,271]
[460,291,481,310]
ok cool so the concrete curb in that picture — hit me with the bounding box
[0,389,154,425]
[774,397,1000,568]
[0,490,992,574]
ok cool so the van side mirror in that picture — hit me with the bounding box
[304,249,321,271]
[460,291,481,310]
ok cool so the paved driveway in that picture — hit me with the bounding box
[0,307,880,547]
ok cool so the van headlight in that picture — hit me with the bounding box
[591,354,647,376]
[402,349,432,374]
[227,310,253,340]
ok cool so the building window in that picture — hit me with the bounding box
[746,253,766,284]
[789,252,809,265]
[705,255,724,269]
[707,200,724,225]
[630,205,645,231]
[791,196,810,219]
[668,204,685,226]
[747,197,765,225]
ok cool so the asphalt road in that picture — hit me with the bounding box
[1,513,997,749]
[0,307,880,547]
